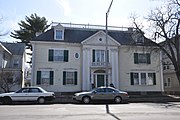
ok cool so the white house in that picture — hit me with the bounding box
[0,42,26,92]
[31,23,164,93]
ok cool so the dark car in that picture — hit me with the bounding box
[73,87,129,103]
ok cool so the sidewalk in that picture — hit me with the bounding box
[52,94,180,104]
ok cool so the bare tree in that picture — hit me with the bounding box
[131,0,180,84]
[0,71,22,93]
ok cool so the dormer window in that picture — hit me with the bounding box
[132,32,144,44]
[55,30,64,40]
[54,23,64,40]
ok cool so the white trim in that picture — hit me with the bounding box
[74,53,80,59]
[160,51,164,91]
[54,29,64,40]
[82,49,87,90]
[111,50,115,85]
[0,43,12,55]
[81,31,121,46]
[31,44,35,85]
[87,50,91,90]
[115,50,119,89]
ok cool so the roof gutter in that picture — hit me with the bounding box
[0,43,12,55]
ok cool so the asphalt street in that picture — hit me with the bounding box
[0,102,180,120]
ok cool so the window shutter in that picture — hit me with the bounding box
[134,53,138,64]
[50,71,54,85]
[130,73,134,85]
[107,50,109,63]
[147,53,151,64]
[48,49,54,61]
[37,71,41,85]
[64,50,69,62]
[92,49,95,62]
[153,73,156,85]
[63,71,66,85]
[74,71,77,85]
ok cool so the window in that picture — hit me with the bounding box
[16,88,29,93]
[74,53,80,59]
[132,33,144,44]
[130,73,139,85]
[36,71,54,85]
[164,78,171,87]
[134,53,151,64]
[55,30,63,40]
[163,61,171,70]
[96,88,105,93]
[41,71,50,85]
[29,88,41,93]
[130,72,156,85]
[147,73,155,85]
[141,73,146,85]
[48,49,68,62]
[63,71,77,85]
[92,49,109,65]
[13,59,19,68]
[54,50,64,61]
[106,88,115,93]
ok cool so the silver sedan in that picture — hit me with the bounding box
[73,87,129,104]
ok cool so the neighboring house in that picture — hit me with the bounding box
[162,44,180,94]
[30,23,164,93]
[0,42,26,92]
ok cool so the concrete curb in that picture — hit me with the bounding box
[52,94,180,104]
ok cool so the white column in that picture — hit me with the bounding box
[82,48,87,91]
[115,49,119,89]
[87,49,91,90]
[31,44,35,86]
[111,49,115,85]
[91,71,94,84]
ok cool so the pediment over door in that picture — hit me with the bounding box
[81,31,120,46]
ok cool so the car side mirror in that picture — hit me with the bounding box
[93,91,97,94]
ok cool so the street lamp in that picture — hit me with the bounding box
[105,0,113,87]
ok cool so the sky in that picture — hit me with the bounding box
[0,0,165,42]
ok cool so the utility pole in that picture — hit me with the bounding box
[105,0,113,114]
[105,0,113,87]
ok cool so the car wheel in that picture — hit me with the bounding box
[4,97,12,105]
[82,96,90,104]
[38,97,45,104]
[114,96,122,104]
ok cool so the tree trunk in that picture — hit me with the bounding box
[176,70,180,85]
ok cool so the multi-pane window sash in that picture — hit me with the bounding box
[92,49,109,65]
[134,53,151,64]
[130,72,156,85]
[63,71,77,85]
[36,71,54,85]
[55,30,63,40]
[164,78,171,87]
[48,49,68,62]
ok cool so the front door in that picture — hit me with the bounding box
[97,74,105,87]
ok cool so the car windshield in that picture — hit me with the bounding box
[38,87,47,93]
[15,88,28,93]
